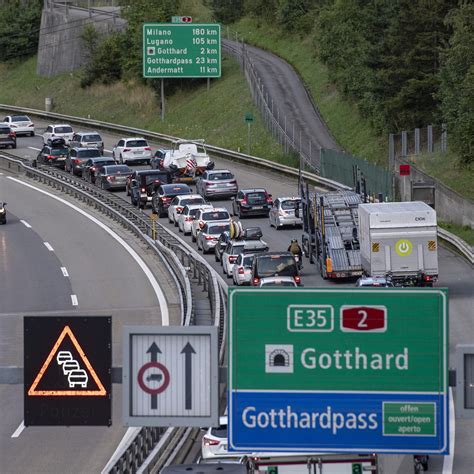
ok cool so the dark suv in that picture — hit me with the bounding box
[37,138,69,168]
[232,188,273,218]
[151,183,192,217]
[66,147,102,176]
[150,148,172,169]
[129,170,172,209]
[251,252,301,286]
[0,124,16,149]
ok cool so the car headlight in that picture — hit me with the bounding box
[0,208,5,214]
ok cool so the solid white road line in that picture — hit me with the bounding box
[7,176,169,324]
[71,294,78,306]
[28,146,41,151]
[11,421,25,438]
[442,387,455,473]
[61,267,69,277]
[20,219,32,228]
[104,149,112,154]
[43,242,54,251]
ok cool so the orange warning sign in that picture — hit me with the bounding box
[28,325,106,396]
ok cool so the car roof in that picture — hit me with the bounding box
[121,137,146,140]
[71,147,101,151]
[176,194,203,200]
[241,188,267,193]
[50,123,72,127]
[201,207,228,212]
[136,169,169,175]
[278,196,300,200]
[207,169,231,174]
[257,251,292,257]
[186,204,213,210]
[76,131,100,135]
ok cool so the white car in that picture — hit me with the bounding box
[269,196,302,229]
[2,115,35,136]
[178,204,214,235]
[201,416,230,460]
[232,253,255,285]
[43,123,74,144]
[112,137,152,165]
[191,207,231,242]
[168,194,206,225]
[221,239,268,278]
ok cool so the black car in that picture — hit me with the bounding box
[37,140,70,169]
[129,169,172,209]
[232,188,273,218]
[0,202,7,224]
[251,251,301,286]
[95,164,132,190]
[150,148,172,169]
[151,183,192,217]
[66,147,102,176]
[214,230,231,263]
[83,157,117,183]
[0,124,16,149]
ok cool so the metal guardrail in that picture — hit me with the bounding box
[0,152,226,472]
[438,228,474,265]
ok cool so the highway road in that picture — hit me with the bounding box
[0,147,179,473]
[1,122,473,473]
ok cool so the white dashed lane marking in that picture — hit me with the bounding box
[20,220,32,228]
[43,242,54,251]
[61,267,69,277]
[71,295,78,306]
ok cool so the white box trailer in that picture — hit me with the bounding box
[358,201,438,286]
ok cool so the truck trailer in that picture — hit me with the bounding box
[300,183,363,279]
[358,201,438,286]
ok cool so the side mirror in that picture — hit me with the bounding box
[131,179,137,186]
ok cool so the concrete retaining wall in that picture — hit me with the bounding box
[37,4,126,77]
[395,156,474,229]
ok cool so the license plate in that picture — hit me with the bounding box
[57,156,66,160]
[133,151,143,155]
[253,206,263,210]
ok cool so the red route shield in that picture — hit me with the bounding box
[340,306,387,332]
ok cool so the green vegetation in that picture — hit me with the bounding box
[0,55,287,163]
[439,222,474,247]
[409,151,474,202]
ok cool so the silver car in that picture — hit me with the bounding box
[196,169,238,199]
[70,131,104,154]
[178,204,214,235]
[197,222,230,254]
[95,164,132,190]
[232,253,255,286]
[269,197,302,229]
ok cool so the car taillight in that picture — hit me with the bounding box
[199,221,205,228]
[144,147,151,151]
[73,158,81,164]
[162,196,171,202]
[123,148,131,152]
[229,180,237,184]
[253,277,260,286]
[176,206,183,213]
[241,199,248,205]
[9,131,16,137]
[266,197,273,204]
[10,124,17,128]
[238,267,245,274]
[91,166,96,171]
[205,235,215,240]
[294,275,301,284]
[423,275,432,281]
[202,436,220,447]
[29,123,34,127]
[185,216,194,222]
[140,187,146,193]
[205,182,212,186]
[107,176,115,181]
[228,255,237,263]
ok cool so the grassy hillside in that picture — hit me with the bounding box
[0,54,294,166]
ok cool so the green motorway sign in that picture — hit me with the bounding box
[230,288,447,392]
[143,23,221,78]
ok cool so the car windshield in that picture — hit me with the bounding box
[77,149,101,158]
[55,126,73,133]
[145,175,166,185]
[256,255,297,277]
[209,172,233,180]
[50,148,68,156]
[246,192,266,204]
[243,255,254,266]
[83,134,101,141]
[127,139,148,147]
[189,209,200,217]
[163,185,190,195]
[12,116,29,122]
[210,425,227,438]
[208,224,230,235]
[181,197,204,206]
[230,244,245,254]
[202,211,229,221]
[281,200,299,210]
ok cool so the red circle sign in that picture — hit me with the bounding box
[137,362,170,395]
[182,16,192,23]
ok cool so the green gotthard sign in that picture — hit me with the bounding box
[228,288,449,454]
[143,23,221,78]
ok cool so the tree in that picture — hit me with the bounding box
[211,0,244,24]
[438,4,474,163]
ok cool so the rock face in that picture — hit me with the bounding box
[36,4,126,77]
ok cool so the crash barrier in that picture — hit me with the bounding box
[0,152,225,472]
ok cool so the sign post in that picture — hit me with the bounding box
[245,112,254,155]
[123,326,219,427]
[229,288,448,454]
